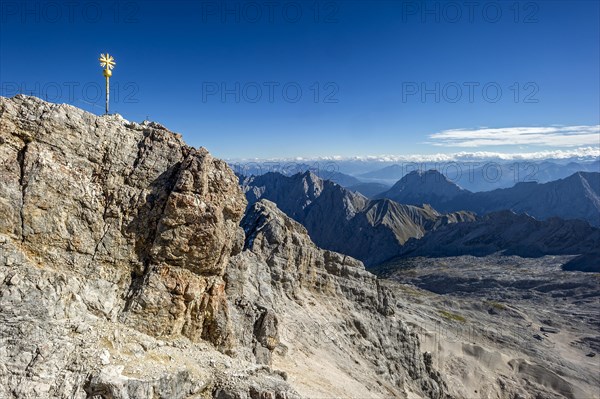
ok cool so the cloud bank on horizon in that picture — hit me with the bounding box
[226,125,599,163]
[228,125,599,163]
[227,146,600,164]
[429,125,600,148]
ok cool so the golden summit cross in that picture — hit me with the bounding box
[99,53,116,115]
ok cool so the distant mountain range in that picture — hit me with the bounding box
[375,169,467,208]
[241,172,473,266]
[323,171,363,187]
[229,159,599,195]
[346,182,392,198]
[377,170,600,227]
[240,170,600,270]
[359,164,405,181]
[361,160,600,191]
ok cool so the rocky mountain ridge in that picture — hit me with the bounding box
[360,160,600,191]
[374,169,467,210]
[379,210,600,272]
[377,169,600,227]
[241,171,474,266]
[227,200,449,397]
[0,95,450,398]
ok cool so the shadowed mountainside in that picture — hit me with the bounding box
[241,171,474,266]
[385,210,600,272]
[377,169,600,227]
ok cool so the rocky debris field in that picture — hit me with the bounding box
[377,255,600,399]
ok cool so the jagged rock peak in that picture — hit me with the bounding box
[384,169,465,196]
[227,199,451,398]
[0,95,452,398]
[242,171,474,266]
[1,96,300,398]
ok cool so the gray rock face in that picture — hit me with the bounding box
[0,95,246,346]
[241,172,474,267]
[0,95,296,398]
[0,95,451,398]
[226,200,451,398]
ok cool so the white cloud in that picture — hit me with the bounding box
[429,125,600,147]
[227,146,600,164]
[226,126,600,164]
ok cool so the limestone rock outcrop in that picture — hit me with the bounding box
[0,95,450,398]
[226,200,450,398]
[0,95,295,398]
[0,95,245,346]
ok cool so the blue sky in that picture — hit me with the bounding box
[1,0,599,159]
